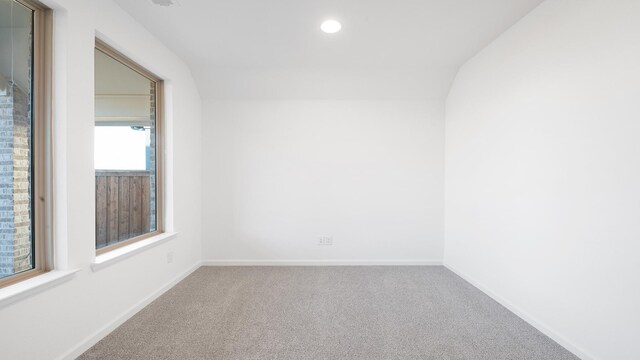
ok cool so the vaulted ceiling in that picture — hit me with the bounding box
[115,0,544,100]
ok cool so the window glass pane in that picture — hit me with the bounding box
[95,48,157,250]
[95,126,150,171]
[0,0,35,279]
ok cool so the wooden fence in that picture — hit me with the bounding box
[95,170,151,249]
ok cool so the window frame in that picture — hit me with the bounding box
[94,38,165,256]
[0,0,53,289]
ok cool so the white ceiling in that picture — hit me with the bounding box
[114,0,544,100]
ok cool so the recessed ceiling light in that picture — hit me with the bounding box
[151,0,174,6]
[321,19,342,34]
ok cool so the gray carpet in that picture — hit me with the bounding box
[79,266,578,360]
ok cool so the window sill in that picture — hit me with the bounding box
[91,232,178,272]
[0,268,81,309]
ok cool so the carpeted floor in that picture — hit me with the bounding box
[79,266,578,360]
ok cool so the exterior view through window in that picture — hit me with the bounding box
[94,41,163,253]
[0,0,49,286]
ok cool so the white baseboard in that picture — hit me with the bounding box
[58,261,202,360]
[444,263,595,360]
[202,259,442,266]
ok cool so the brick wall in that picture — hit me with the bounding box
[149,81,157,232]
[0,84,33,279]
[12,86,33,274]
[0,90,15,278]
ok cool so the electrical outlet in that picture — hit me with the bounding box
[167,251,174,264]
[318,236,333,246]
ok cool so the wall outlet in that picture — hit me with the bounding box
[167,251,174,264]
[318,236,333,246]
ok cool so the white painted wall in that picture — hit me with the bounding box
[203,100,444,263]
[445,0,640,359]
[0,0,202,359]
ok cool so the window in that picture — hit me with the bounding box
[0,0,52,288]
[94,39,164,254]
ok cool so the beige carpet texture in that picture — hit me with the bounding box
[79,266,578,359]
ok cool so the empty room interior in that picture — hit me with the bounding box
[0,0,638,359]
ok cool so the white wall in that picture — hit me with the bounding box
[203,100,444,263]
[445,0,640,359]
[0,0,202,359]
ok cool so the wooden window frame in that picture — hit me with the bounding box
[94,39,165,256]
[0,0,53,289]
